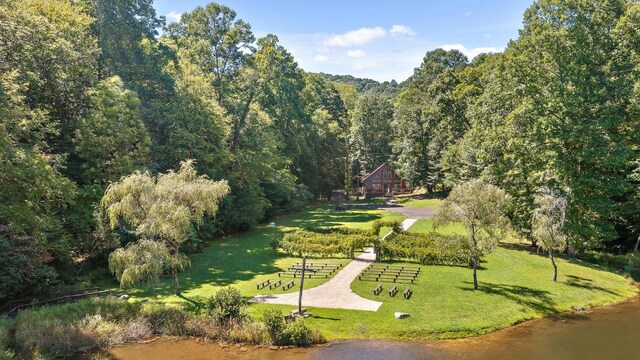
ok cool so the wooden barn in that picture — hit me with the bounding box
[361,163,412,197]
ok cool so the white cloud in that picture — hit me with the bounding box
[324,27,386,47]
[275,32,431,82]
[347,49,367,58]
[165,11,182,23]
[313,54,329,62]
[389,25,416,37]
[441,44,500,59]
[352,60,379,70]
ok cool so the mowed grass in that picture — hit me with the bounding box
[107,203,636,340]
[250,245,636,340]
[393,190,446,208]
[109,205,405,305]
[397,198,444,208]
[406,218,465,235]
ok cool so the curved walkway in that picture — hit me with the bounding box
[249,218,417,312]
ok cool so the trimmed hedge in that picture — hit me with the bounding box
[380,232,468,266]
[280,228,375,258]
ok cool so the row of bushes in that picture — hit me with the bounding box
[0,288,325,359]
[379,232,468,266]
[580,251,640,280]
[279,228,375,258]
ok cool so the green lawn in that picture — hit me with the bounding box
[110,205,405,305]
[406,218,465,235]
[392,191,446,208]
[397,198,444,208]
[109,204,636,340]
[250,245,636,339]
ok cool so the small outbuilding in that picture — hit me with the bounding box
[361,163,412,198]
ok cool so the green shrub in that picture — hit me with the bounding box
[206,287,247,323]
[269,234,281,252]
[281,319,325,347]
[0,318,14,360]
[262,308,285,344]
[228,318,268,344]
[581,251,640,280]
[379,232,468,266]
[0,350,13,360]
[280,229,374,257]
[141,304,191,336]
[260,310,325,346]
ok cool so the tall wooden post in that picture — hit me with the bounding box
[298,256,306,314]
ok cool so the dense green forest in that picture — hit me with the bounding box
[315,72,407,97]
[1,0,640,304]
[0,0,351,302]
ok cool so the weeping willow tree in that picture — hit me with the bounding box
[102,160,230,294]
[532,190,568,282]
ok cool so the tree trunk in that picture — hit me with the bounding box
[472,258,478,290]
[634,234,640,252]
[172,265,180,295]
[550,253,558,282]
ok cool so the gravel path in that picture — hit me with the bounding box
[250,218,417,311]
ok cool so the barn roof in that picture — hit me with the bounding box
[362,162,389,182]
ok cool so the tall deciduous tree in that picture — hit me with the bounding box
[101,160,230,294]
[392,49,469,190]
[349,94,394,177]
[532,190,568,282]
[167,2,254,107]
[0,71,76,302]
[509,0,640,249]
[435,179,511,290]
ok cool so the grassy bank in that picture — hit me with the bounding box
[0,289,325,359]
[91,204,636,342]
[308,246,635,339]
[247,219,637,339]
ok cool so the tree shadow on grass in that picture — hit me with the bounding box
[123,228,289,299]
[499,243,631,280]
[460,281,559,314]
[499,242,540,254]
[283,209,382,228]
[564,275,621,296]
[117,207,389,301]
[312,315,341,321]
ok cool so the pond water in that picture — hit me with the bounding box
[107,296,640,360]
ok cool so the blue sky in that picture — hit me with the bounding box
[154,0,534,82]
